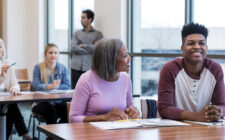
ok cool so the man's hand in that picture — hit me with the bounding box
[205,105,222,122]
[78,44,85,48]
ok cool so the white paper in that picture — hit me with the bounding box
[20,91,35,95]
[35,89,74,94]
[187,119,225,126]
[90,118,190,130]
[0,92,12,96]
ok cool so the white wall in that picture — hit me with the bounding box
[2,0,127,80]
[94,0,128,46]
[3,0,45,80]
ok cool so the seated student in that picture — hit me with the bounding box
[158,22,225,122]
[32,43,71,124]
[0,39,32,140]
[69,38,139,122]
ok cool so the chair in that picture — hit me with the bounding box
[67,102,71,122]
[27,112,46,139]
[15,68,31,91]
[15,69,44,139]
[140,99,159,119]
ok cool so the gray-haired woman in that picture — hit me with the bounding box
[69,38,139,123]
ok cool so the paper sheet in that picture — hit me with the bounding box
[187,119,225,126]
[90,118,190,130]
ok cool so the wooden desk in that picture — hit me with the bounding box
[0,91,73,140]
[0,92,73,104]
[37,122,225,140]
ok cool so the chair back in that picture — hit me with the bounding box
[67,102,71,122]
[15,68,31,91]
[140,99,158,119]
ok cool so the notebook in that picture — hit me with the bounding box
[90,118,190,130]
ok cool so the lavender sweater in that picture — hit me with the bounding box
[69,70,133,122]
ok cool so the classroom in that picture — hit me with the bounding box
[0,0,225,140]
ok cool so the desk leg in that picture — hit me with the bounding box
[0,104,8,140]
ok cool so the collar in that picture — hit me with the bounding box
[82,26,95,32]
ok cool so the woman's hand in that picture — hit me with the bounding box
[1,65,9,77]
[104,107,129,121]
[125,106,140,119]
[47,80,60,90]
[10,88,21,95]
[53,79,60,88]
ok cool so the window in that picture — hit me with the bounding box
[131,0,185,98]
[47,0,94,68]
[194,0,225,52]
[72,0,94,32]
[130,0,225,99]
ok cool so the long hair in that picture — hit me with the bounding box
[91,38,123,81]
[40,43,59,83]
[0,39,7,60]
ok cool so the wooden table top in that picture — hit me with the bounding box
[37,122,225,140]
[0,91,73,104]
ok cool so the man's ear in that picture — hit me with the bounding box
[88,18,93,24]
[181,45,184,53]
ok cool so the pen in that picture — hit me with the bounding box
[0,62,16,68]
[114,118,140,122]
[9,62,16,67]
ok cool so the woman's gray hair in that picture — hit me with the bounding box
[0,38,6,60]
[92,38,123,81]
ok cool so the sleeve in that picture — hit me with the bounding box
[210,63,225,116]
[71,32,89,54]
[126,76,133,108]
[58,65,71,90]
[69,75,91,122]
[81,32,103,54]
[158,63,184,120]
[8,63,20,91]
[32,65,47,91]
[0,75,6,85]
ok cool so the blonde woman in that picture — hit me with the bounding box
[0,39,32,140]
[32,43,70,124]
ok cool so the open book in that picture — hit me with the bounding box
[90,118,190,130]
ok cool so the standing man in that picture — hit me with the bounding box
[71,9,103,89]
[158,22,225,122]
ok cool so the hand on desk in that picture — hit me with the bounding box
[10,88,21,95]
[205,105,222,122]
[47,80,60,90]
[105,107,129,121]
[192,105,222,122]
[125,106,140,119]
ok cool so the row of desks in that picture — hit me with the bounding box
[1,91,225,140]
[0,91,73,140]
[37,122,225,140]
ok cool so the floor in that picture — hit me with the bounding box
[11,103,47,140]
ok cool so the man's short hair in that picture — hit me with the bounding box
[181,22,208,44]
[82,9,94,23]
